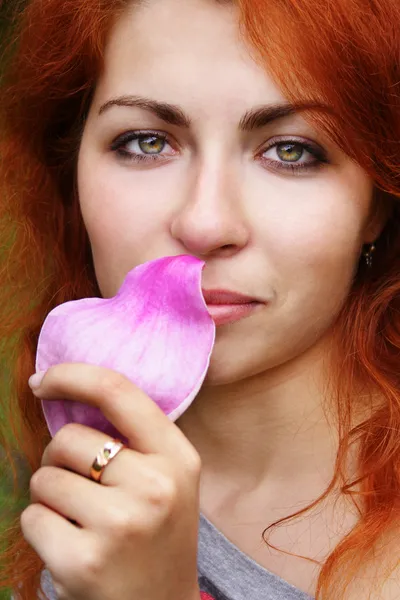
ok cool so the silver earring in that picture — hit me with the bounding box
[363,243,376,268]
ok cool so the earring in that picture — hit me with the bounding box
[363,243,376,268]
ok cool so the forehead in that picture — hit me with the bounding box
[94,0,288,114]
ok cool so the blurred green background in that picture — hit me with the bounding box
[0,3,31,598]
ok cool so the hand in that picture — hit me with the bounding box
[22,363,202,600]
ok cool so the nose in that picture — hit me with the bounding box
[170,154,249,257]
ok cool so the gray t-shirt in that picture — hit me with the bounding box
[39,513,314,600]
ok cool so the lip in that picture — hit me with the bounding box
[202,288,261,305]
[202,289,263,326]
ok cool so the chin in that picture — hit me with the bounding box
[201,326,316,387]
[202,341,269,386]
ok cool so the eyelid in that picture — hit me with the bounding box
[110,129,178,153]
[109,129,329,175]
[254,135,330,176]
[256,134,327,158]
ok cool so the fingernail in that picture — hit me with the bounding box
[28,371,46,390]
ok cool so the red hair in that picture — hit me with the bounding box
[1,0,400,598]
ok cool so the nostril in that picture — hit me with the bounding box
[220,244,238,255]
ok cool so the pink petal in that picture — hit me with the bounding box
[36,255,215,440]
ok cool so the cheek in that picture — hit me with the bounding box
[252,175,372,288]
[204,179,373,384]
[77,149,178,295]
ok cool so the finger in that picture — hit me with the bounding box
[30,466,101,528]
[30,465,137,530]
[42,423,128,484]
[41,423,149,488]
[30,363,196,460]
[20,502,92,581]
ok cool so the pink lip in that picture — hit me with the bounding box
[202,289,261,305]
[202,289,263,326]
[206,302,261,326]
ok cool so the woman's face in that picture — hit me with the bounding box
[78,0,382,385]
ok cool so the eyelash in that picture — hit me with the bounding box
[110,130,173,164]
[109,130,329,174]
[257,137,329,174]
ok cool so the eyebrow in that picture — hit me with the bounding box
[98,95,333,131]
[99,96,191,127]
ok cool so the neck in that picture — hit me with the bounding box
[177,337,345,498]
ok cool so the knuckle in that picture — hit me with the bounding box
[173,432,202,477]
[47,423,87,465]
[41,365,56,383]
[29,470,41,493]
[30,467,51,492]
[74,547,103,583]
[97,370,130,399]
[42,364,65,387]
[80,549,102,577]
[184,448,202,477]
[55,541,102,591]
[147,473,177,511]
[52,422,82,450]
[30,466,66,498]
[104,503,140,536]
[20,503,40,529]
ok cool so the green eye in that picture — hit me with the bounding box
[276,143,303,162]
[111,130,175,163]
[138,135,166,154]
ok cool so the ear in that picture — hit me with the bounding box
[362,187,395,244]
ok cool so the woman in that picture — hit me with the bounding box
[0,0,400,598]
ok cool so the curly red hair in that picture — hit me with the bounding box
[1,0,400,598]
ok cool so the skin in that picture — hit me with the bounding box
[21,0,392,598]
[24,365,202,600]
[77,0,384,504]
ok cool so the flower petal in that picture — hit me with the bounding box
[36,255,215,439]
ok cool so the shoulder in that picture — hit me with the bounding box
[39,569,58,600]
[344,526,400,600]
[375,544,400,600]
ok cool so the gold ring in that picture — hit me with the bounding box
[90,438,126,483]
